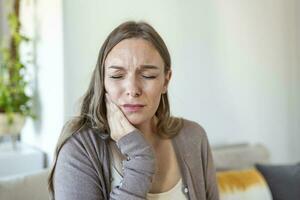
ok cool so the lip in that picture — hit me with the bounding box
[123,104,145,107]
[122,104,145,112]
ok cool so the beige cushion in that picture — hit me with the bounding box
[212,143,270,171]
[0,169,49,200]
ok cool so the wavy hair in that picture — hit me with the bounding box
[48,21,183,196]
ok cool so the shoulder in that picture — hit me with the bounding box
[69,127,108,145]
[175,118,213,164]
[53,128,109,199]
[58,127,110,162]
[72,128,109,145]
[173,118,210,151]
[54,128,110,184]
[180,118,208,140]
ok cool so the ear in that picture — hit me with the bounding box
[162,69,172,94]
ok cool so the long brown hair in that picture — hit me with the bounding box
[48,21,183,196]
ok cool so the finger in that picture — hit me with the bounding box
[105,93,109,104]
[111,103,134,131]
[105,97,111,118]
[108,99,124,118]
[104,94,135,139]
[105,94,122,136]
[105,95,113,127]
[106,94,119,115]
[106,97,127,130]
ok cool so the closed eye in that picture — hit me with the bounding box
[109,76,123,79]
[109,75,157,79]
[142,75,156,79]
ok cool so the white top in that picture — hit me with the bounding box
[110,163,187,200]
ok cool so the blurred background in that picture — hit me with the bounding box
[0,0,299,179]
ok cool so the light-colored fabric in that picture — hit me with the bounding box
[0,169,49,200]
[212,144,270,171]
[146,178,186,200]
[110,159,187,200]
[52,118,220,200]
[216,169,272,200]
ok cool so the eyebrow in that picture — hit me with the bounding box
[108,65,160,71]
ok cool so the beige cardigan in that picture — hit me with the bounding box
[53,118,219,200]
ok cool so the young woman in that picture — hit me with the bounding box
[48,21,219,200]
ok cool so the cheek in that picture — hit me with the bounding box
[146,85,163,108]
[104,80,121,102]
[148,80,164,94]
[143,78,163,93]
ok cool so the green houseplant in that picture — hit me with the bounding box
[0,0,34,136]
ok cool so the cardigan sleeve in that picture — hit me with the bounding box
[109,129,156,199]
[53,129,155,200]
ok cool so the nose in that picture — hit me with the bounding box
[125,75,142,97]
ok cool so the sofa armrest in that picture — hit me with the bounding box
[0,168,49,200]
[212,143,270,171]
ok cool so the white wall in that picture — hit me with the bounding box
[18,0,299,164]
[20,0,64,164]
[211,0,299,163]
[62,0,300,163]
[292,0,300,163]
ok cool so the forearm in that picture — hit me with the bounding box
[109,129,155,199]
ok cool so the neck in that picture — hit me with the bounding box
[136,116,161,147]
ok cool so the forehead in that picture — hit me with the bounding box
[104,38,164,68]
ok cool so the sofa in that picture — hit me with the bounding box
[0,143,298,200]
[213,143,299,200]
[0,168,49,200]
[213,143,272,200]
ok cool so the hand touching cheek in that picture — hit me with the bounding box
[105,93,136,141]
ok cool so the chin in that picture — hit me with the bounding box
[127,115,145,125]
[125,114,150,126]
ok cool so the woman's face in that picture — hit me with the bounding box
[104,38,171,126]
